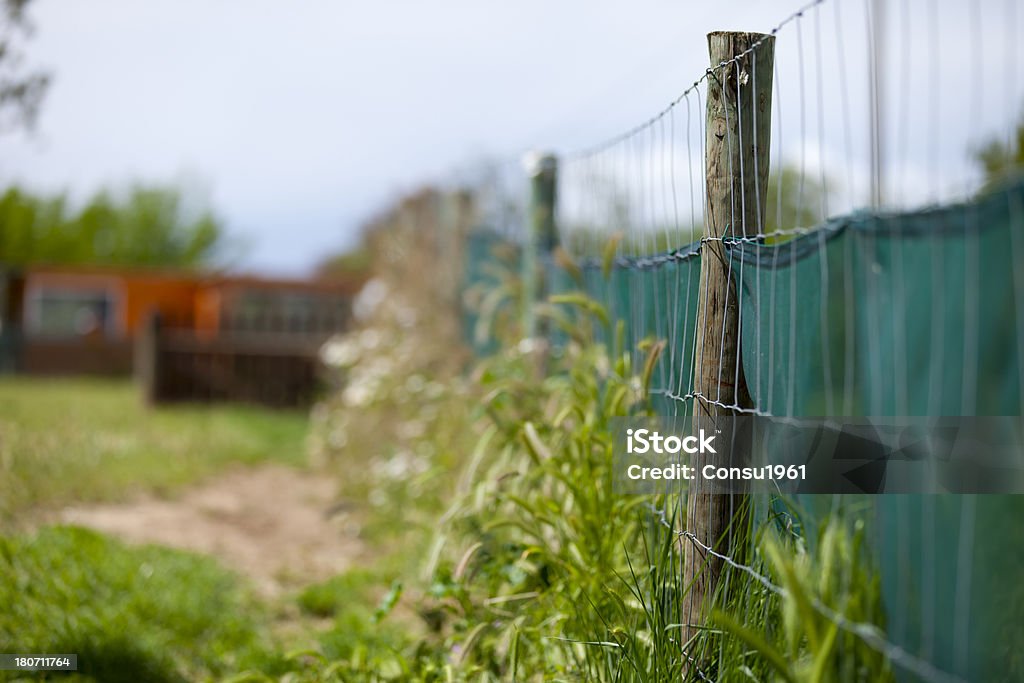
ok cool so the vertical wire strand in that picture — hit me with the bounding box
[813,4,835,417]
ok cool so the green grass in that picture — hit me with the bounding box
[0,525,286,683]
[0,377,309,523]
[0,376,431,682]
[0,523,428,683]
[296,569,385,619]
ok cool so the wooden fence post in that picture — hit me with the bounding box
[135,310,162,406]
[682,31,774,663]
[523,152,558,339]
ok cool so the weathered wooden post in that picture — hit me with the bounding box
[522,152,558,339]
[682,31,774,662]
[135,310,162,406]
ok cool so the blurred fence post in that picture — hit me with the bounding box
[135,311,162,406]
[682,30,774,666]
[523,152,559,339]
[442,190,475,316]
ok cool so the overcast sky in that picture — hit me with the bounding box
[1,0,1020,274]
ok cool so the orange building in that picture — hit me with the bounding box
[0,264,363,376]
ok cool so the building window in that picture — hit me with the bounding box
[28,288,116,338]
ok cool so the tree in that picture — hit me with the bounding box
[0,183,228,268]
[974,116,1024,190]
[1,0,49,132]
[315,248,371,278]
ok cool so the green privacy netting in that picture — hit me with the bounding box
[463,178,1024,680]
[731,179,1023,418]
[726,179,1024,681]
[461,229,520,357]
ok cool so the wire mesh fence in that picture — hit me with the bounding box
[427,0,1024,679]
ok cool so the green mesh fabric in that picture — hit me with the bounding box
[725,179,1024,681]
[572,254,701,415]
[731,179,1024,418]
[461,229,520,357]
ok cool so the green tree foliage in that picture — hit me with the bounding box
[764,164,830,234]
[974,115,1024,189]
[314,247,372,278]
[0,184,227,268]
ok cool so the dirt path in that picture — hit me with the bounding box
[59,465,362,595]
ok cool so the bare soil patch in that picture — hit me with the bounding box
[59,465,362,595]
